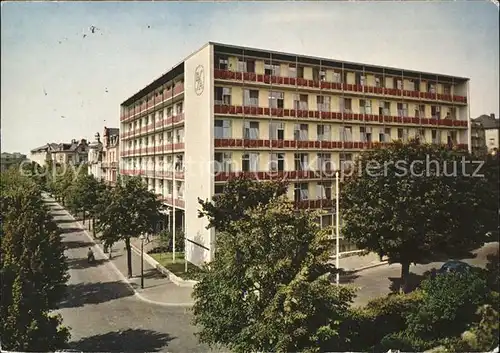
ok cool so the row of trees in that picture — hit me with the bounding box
[1,169,70,351]
[192,141,499,352]
[43,165,163,278]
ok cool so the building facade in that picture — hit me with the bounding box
[88,133,104,180]
[119,42,470,266]
[471,114,499,156]
[1,152,28,172]
[30,139,89,166]
[102,127,120,185]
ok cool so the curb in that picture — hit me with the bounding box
[129,243,198,288]
[352,260,389,272]
[48,198,194,307]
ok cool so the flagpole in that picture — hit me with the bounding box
[335,170,340,286]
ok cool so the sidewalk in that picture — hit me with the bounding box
[70,211,195,307]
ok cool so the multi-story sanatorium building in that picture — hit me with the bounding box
[119,42,470,266]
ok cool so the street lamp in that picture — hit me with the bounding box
[139,233,146,289]
[335,171,340,286]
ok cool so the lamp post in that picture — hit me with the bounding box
[335,171,340,286]
[139,233,145,289]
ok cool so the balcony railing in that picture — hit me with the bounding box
[213,69,468,104]
[120,113,185,140]
[120,83,185,122]
[213,104,469,127]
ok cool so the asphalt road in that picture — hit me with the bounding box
[49,202,212,353]
[350,241,499,306]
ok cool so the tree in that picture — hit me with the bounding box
[198,176,288,233]
[96,176,162,277]
[1,169,70,351]
[192,196,354,352]
[68,174,106,234]
[340,140,496,292]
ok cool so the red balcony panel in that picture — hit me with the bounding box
[256,107,263,115]
[243,106,251,114]
[278,77,284,84]
[284,109,290,116]
[264,75,271,84]
[411,117,419,124]
[384,116,392,123]
[384,88,389,95]
[356,84,362,91]
[243,72,250,81]
[321,111,330,119]
[308,79,315,87]
[214,69,223,79]
[214,105,221,114]
[347,84,353,91]
[290,109,296,117]
[262,107,269,115]
[257,74,264,82]
[396,89,402,96]
[250,107,257,115]
[297,110,303,118]
[290,140,297,148]
[314,141,320,148]
[234,72,242,80]
[258,139,265,147]
[283,77,290,85]
[308,110,314,118]
[232,106,241,114]
[276,108,284,117]
[271,76,278,84]
[321,81,331,89]
[228,71,237,80]
[270,108,277,116]
[264,140,270,147]
[353,113,359,120]
[247,73,256,81]
[314,111,320,118]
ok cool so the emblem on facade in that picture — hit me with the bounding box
[194,65,205,96]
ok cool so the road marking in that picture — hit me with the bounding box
[48,198,193,308]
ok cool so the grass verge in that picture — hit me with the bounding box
[150,252,204,281]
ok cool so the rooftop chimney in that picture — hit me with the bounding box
[491,113,496,120]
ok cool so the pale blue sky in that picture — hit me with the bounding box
[1,1,498,154]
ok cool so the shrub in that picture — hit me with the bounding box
[158,229,185,252]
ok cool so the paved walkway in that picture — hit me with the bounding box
[72,213,194,306]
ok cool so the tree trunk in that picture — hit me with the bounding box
[400,261,411,294]
[92,218,96,237]
[125,237,133,278]
[82,209,86,225]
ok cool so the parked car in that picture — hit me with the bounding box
[437,260,472,274]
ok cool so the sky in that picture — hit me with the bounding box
[1,1,499,155]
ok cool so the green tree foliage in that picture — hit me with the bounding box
[0,169,70,351]
[158,228,185,252]
[95,176,162,277]
[198,176,288,232]
[340,140,496,291]
[192,197,354,353]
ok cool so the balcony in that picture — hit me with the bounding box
[214,69,468,104]
[120,83,185,122]
[214,169,341,182]
[213,104,468,128]
[121,114,185,141]
[215,138,389,150]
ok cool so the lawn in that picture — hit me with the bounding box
[150,252,204,281]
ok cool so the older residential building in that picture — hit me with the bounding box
[30,139,89,166]
[119,42,470,266]
[88,133,104,179]
[471,114,499,156]
[1,152,28,172]
[102,127,120,185]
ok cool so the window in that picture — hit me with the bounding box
[176,102,183,115]
[379,101,391,116]
[332,72,341,83]
[379,127,391,143]
[397,128,404,140]
[175,155,184,171]
[449,107,457,119]
[176,181,184,199]
[166,131,173,143]
[340,153,353,171]
[293,94,308,110]
[317,96,331,111]
[375,76,382,88]
[448,131,457,145]
[214,184,225,195]
[428,83,436,93]
[341,126,353,142]
[317,153,332,171]
[265,63,280,76]
[360,126,372,143]
[394,78,403,90]
[432,130,440,144]
[175,129,184,143]
[417,129,426,142]
[294,153,309,171]
[317,182,332,200]
[269,122,285,140]
[339,98,352,113]
[243,121,259,139]
[297,66,304,79]
[397,103,408,116]
[214,120,231,138]
[270,153,285,172]
[359,99,372,114]
[431,106,441,119]
[294,124,309,141]
[215,87,231,105]
[317,124,331,141]
[243,89,259,107]
[214,152,232,173]
[157,110,164,121]
[294,183,309,202]
[269,91,284,109]
[320,70,326,81]
[216,56,228,70]
[242,153,259,172]
[415,104,425,118]
[159,156,164,167]
[289,66,297,78]
[356,73,366,86]
[443,84,451,95]
[238,59,255,73]
[166,181,173,196]
[166,107,172,117]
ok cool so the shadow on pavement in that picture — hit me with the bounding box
[67,257,109,270]
[337,269,360,284]
[64,240,95,250]
[69,329,174,352]
[59,227,85,234]
[55,218,83,224]
[58,281,135,308]
[142,268,167,280]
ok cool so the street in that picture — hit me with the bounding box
[350,241,499,306]
[49,201,212,353]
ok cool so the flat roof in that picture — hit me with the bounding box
[121,41,469,107]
